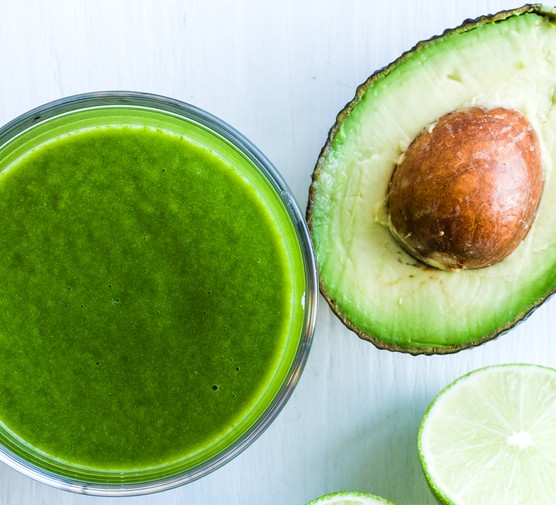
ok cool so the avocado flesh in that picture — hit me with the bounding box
[309,7,556,353]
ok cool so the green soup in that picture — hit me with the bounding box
[0,105,307,485]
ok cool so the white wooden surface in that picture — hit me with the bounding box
[1,1,554,504]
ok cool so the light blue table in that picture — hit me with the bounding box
[0,1,552,504]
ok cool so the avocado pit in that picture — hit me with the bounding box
[387,107,544,271]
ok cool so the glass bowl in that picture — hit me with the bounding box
[0,91,317,496]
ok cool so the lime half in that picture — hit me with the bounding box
[418,364,556,504]
[305,491,397,505]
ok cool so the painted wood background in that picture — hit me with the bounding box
[0,1,554,504]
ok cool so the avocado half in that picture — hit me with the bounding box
[307,5,556,354]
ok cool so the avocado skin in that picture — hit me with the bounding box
[306,4,556,355]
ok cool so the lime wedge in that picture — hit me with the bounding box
[418,364,556,504]
[305,491,397,505]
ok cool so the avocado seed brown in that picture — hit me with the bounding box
[387,107,544,270]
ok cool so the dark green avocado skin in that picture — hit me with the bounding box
[307,4,556,355]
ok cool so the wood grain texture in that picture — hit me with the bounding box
[0,1,554,504]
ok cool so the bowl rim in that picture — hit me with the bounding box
[0,90,318,496]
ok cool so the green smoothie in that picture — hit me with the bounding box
[0,117,305,483]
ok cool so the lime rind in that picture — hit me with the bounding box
[305,490,398,505]
[418,363,556,505]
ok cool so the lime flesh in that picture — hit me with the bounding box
[305,491,397,505]
[419,364,556,504]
